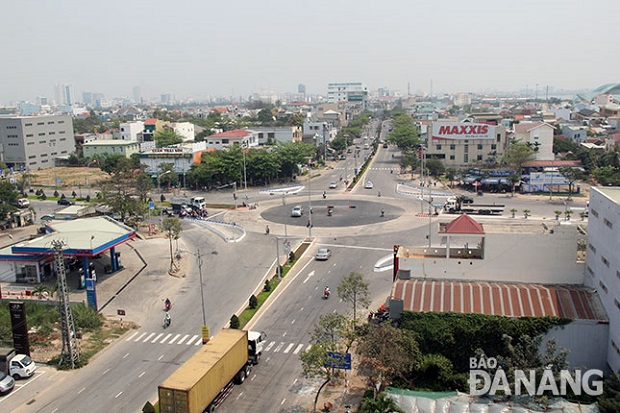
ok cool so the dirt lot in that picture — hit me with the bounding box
[27,166,109,189]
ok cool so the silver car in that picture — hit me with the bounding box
[291,205,304,217]
[315,248,332,261]
[0,371,15,394]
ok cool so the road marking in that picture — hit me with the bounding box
[283,343,294,354]
[126,332,139,341]
[139,371,146,378]
[302,270,315,284]
[251,374,256,381]
[143,333,155,342]
[282,332,287,337]
[305,344,312,352]
[177,334,189,345]
[123,353,129,359]
[275,342,284,352]
[236,392,243,399]
[77,387,85,394]
[293,344,304,354]
[51,409,59,413]
[316,243,392,252]
[102,368,110,375]
[293,378,298,385]
[160,333,172,344]
[195,339,201,346]
[158,355,164,361]
[134,332,147,342]
[152,333,163,343]
[281,398,286,405]
[168,334,181,344]
[265,341,275,351]
[300,307,304,312]
[291,319,295,324]
[186,335,199,345]
[115,391,123,399]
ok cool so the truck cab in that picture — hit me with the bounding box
[247,331,266,364]
[10,354,36,379]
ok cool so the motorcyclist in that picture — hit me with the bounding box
[164,312,171,327]
[324,286,330,298]
[165,298,171,310]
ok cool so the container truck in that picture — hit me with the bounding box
[443,196,505,215]
[158,329,265,413]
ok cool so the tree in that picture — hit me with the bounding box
[337,272,370,323]
[99,156,145,222]
[503,139,536,174]
[592,166,620,186]
[158,163,178,189]
[135,173,154,203]
[359,392,404,413]
[558,167,584,197]
[160,217,182,274]
[154,128,183,148]
[445,168,457,187]
[399,151,419,177]
[300,313,348,413]
[597,372,620,413]
[507,174,521,197]
[425,159,446,176]
[357,323,420,399]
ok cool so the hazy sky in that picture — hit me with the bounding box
[1,0,618,103]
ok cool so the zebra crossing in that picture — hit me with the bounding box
[125,331,311,354]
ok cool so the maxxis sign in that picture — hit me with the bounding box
[432,122,495,140]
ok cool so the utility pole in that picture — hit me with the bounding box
[54,240,80,369]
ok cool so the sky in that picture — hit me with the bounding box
[1,0,618,103]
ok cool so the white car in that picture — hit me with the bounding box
[365,180,374,189]
[315,248,332,261]
[291,205,304,217]
[329,181,338,189]
[10,354,36,379]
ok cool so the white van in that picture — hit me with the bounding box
[10,354,36,379]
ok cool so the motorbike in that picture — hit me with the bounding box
[164,300,171,311]
[163,314,171,328]
[323,290,330,299]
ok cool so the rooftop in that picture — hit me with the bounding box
[594,186,620,204]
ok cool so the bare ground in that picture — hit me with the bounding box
[27,166,109,189]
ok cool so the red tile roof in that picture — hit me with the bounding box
[444,214,485,234]
[523,160,582,167]
[392,280,607,321]
[144,118,158,125]
[209,129,250,138]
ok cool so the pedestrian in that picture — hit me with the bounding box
[265,225,270,235]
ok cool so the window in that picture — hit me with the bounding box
[27,142,34,145]
[222,139,229,144]
[591,209,598,218]
[491,144,497,150]
[449,155,455,160]
[601,256,609,267]
[7,134,18,138]
[617,270,620,281]
[604,218,613,229]
[589,243,596,253]
[38,140,46,144]
[464,145,469,153]
[436,145,442,150]
[587,266,594,275]
[464,154,469,163]
[26,134,33,137]
[497,134,501,142]
[37,122,44,125]
[47,121,54,124]
[599,281,608,294]
[5,125,17,129]
[60,138,66,141]
[25,123,33,126]
[477,144,483,150]
[59,131,65,134]
[58,120,65,124]
[613,340,620,356]
[28,155,36,159]
[49,131,55,135]
[40,153,47,157]
[38,133,45,136]
[477,155,483,161]
[450,144,455,150]
[615,299,620,312]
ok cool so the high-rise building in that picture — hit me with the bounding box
[327,82,368,107]
[54,83,75,106]
[0,114,75,170]
[132,86,142,103]
[298,84,306,95]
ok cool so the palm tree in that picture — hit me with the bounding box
[554,210,563,220]
[523,209,531,219]
[510,208,518,218]
[565,210,573,221]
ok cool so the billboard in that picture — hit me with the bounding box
[432,122,495,140]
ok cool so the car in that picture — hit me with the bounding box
[329,181,338,189]
[365,180,374,189]
[57,198,75,205]
[0,371,15,394]
[291,205,304,217]
[14,198,30,208]
[315,248,332,261]
[383,143,388,148]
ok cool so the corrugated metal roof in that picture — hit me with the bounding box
[392,279,607,321]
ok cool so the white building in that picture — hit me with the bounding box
[250,126,302,145]
[302,120,337,146]
[327,82,368,107]
[119,121,144,141]
[138,142,208,182]
[203,129,259,150]
[513,121,555,161]
[171,122,195,141]
[584,187,620,374]
[453,93,471,107]
[54,83,75,106]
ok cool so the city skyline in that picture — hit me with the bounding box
[1,0,618,104]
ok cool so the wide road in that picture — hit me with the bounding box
[10,221,276,413]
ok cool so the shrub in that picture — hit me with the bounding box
[72,191,77,197]
[86,195,91,202]
[289,251,295,262]
[54,190,59,198]
[72,303,104,331]
[264,279,271,292]
[230,314,240,329]
[160,194,166,203]
[249,295,258,309]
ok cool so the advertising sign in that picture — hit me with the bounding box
[432,122,495,140]
[325,352,352,370]
[529,172,570,186]
[10,302,30,356]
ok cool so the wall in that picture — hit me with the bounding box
[543,320,609,373]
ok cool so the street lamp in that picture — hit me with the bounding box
[241,141,248,192]
[157,170,172,193]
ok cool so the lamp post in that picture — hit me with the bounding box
[308,166,313,238]
[157,170,172,193]
[241,142,248,192]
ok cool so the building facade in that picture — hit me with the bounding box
[204,129,259,150]
[513,121,555,161]
[119,121,144,141]
[0,114,75,170]
[250,126,302,145]
[583,187,620,374]
[171,122,195,141]
[327,82,368,108]
[82,140,141,159]
[425,120,507,168]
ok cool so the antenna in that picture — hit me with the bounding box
[53,239,80,369]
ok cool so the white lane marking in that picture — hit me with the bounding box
[51,409,59,413]
[281,398,286,405]
[77,387,85,394]
[291,319,296,324]
[302,270,315,284]
[177,334,189,345]
[316,243,392,252]
[143,333,155,342]
[300,307,304,312]
[123,353,129,359]
[158,355,164,361]
[186,335,199,345]
[293,378,298,385]
[134,332,147,342]
[160,333,172,344]
[305,344,312,352]
[102,368,110,375]
[282,332,287,337]
[195,339,202,346]
[293,344,304,354]
[138,371,146,378]
[251,374,256,381]
[126,332,139,341]
[151,333,163,343]
[168,334,181,345]
[265,341,275,352]
[283,343,294,354]
[236,392,244,400]
[274,342,284,352]
[115,391,123,398]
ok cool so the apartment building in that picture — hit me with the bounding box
[327,82,368,108]
[513,121,555,161]
[584,186,620,374]
[0,114,75,170]
[119,121,145,141]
